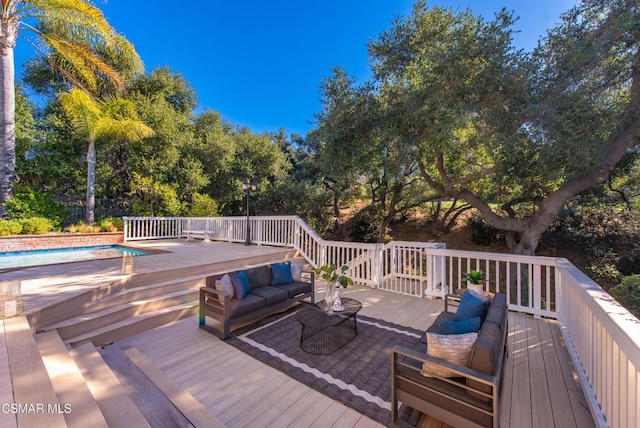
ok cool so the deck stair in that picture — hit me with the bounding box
[1,248,305,427]
[100,344,226,427]
[65,301,199,347]
[26,326,224,427]
[70,341,151,427]
[3,316,67,427]
[34,331,108,427]
[46,287,200,342]
[27,250,299,347]
[27,248,297,331]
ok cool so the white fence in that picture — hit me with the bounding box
[124,215,639,427]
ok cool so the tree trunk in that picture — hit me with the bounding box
[86,138,96,224]
[0,45,15,217]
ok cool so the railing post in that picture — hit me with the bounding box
[426,251,433,297]
[533,265,542,319]
[123,217,129,242]
[374,243,385,289]
[294,220,301,252]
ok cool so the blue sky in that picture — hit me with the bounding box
[16,0,578,137]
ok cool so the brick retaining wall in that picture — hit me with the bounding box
[0,233,124,253]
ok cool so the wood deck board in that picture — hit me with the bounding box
[509,309,533,427]
[307,401,349,428]
[69,341,151,427]
[1,243,597,428]
[34,330,108,428]
[121,347,226,428]
[120,286,595,428]
[538,318,579,428]
[4,316,67,428]
[0,321,17,428]
[498,312,516,427]
[527,315,555,427]
[549,314,597,428]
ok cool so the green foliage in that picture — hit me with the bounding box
[254,179,333,234]
[356,0,640,254]
[0,220,23,236]
[96,217,124,232]
[129,173,183,216]
[59,88,154,224]
[315,264,355,288]
[462,270,484,285]
[186,193,219,217]
[546,207,640,287]
[609,275,640,319]
[129,67,198,114]
[18,217,55,234]
[5,185,67,228]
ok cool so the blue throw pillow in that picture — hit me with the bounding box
[453,291,488,321]
[271,262,293,286]
[231,271,250,299]
[438,317,482,335]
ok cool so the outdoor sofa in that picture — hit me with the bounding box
[391,292,508,428]
[199,261,315,339]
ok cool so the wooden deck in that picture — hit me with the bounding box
[0,241,596,427]
[120,285,595,428]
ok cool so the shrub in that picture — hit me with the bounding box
[546,207,640,288]
[0,219,23,236]
[609,275,640,319]
[5,185,66,229]
[97,217,124,232]
[19,217,54,234]
[186,193,219,217]
[65,222,101,233]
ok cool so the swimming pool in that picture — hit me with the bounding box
[0,245,149,270]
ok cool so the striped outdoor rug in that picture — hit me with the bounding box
[226,303,423,425]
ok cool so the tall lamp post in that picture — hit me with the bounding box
[242,180,257,245]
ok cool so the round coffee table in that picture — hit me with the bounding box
[295,297,362,355]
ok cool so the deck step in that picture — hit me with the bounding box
[34,330,108,428]
[66,302,199,347]
[0,321,17,428]
[99,344,195,427]
[70,341,151,427]
[28,249,295,330]
[123,347,226,428]
[3,316,67,427]
[50,288,199,341]
[75,275,204,314]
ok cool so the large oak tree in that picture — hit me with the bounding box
[366,0,640,254]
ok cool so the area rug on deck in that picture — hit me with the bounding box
[226,304,423,425]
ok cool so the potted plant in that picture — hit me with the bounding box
[315,264,354,312]
[462,270,484,293]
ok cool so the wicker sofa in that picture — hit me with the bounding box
[391,292,508,428]
[199,261,315,339]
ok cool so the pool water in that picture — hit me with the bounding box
[0,245,149,270]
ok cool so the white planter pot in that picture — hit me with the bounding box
[467,283,484,294]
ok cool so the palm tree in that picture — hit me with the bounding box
[60,88,153,224]
[0,0,141,216]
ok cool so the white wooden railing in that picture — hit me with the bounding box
[124,215,639,427]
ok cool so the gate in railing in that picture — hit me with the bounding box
[124,215,638,427]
